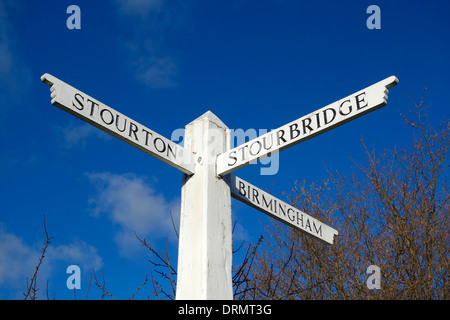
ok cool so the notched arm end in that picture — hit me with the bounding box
[384,75,399,89]
[41,73,57,87]
[376,75,399,104]
[41,73,60,105]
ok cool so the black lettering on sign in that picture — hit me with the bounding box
[355,92,368,110]
[314,222,323,236]
[228,150,237,166]
[249,140,262,156]
[252,188,259,205]
[262,134,273,150]
[167,143,177,159]
[305,219,312,232]
[315,112,321,128]
[115,114,127,132]
[278,203,286,218]
[287,208,295,222]
[276,129,286,146]
[129,122,139,141]
[238,180,246,197]
[297,212,304,228]
[87,99,99,116]
[142,128,153,146]
[289,123,300,140]
[302,117,313,134]
[238,145,248,163]
[339,99,352,116]
[73,93,84,110]
[323,108,336,125]
[100,108,114,125]
[153,137,166,153]
[262,195,273,211]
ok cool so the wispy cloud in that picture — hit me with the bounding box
[87,172,180,256]
[113,0,188,88]
[136,56,178,88]
[0,227,39,292]
[48,241,103,274]
[61,123,111,148]
[0,2,31,100]
[0,226,102,299]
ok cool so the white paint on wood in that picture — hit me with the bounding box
[41,73,196,175]
[176,111,233,300]
[229,175,338,245]
[41,72,399,300]
[217,76,399,176]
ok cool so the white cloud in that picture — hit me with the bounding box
[61,123,111,148]
[87,172,180,256]
[136,56,178,88]
[0,226,103,299]
[0,227,39,289]
[47,241,103,274]
[113,0,183,88]
[121,39,179,89]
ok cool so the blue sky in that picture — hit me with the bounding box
[0,0,449,299]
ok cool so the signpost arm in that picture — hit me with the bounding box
[216,76,399,176]
[41,73,195,174]
[228,175,338,245]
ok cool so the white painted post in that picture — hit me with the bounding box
[176,111,233,300]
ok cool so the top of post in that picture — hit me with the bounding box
[188,110,228,129]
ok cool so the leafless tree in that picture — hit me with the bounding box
[135,214,263,300]
[246,90,450,299]
[26,91,448,300]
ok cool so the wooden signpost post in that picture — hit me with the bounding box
[42,73,398,300]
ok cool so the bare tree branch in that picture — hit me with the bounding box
[23,215,54,300]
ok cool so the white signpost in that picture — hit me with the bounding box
[42,73,398,300]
